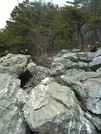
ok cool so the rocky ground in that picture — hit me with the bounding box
[0,48,101,134]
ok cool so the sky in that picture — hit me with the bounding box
[0,0,74,29]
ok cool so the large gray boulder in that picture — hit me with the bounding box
[89,56,101,71]
[26,62,36,75]
[33,66,50,85]
[0,73,30,134]
[23,77,97,134]
[0,54,31,77]
[89,48,101,71]
[61,71,101,131]
[51,52,95,76]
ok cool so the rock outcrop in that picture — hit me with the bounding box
[89,49,101,71]
[51,50,95,76]
[0,73,30,134]
[23,77,97,134]
[0,49,101,134]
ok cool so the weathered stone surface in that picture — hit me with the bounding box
[23,78,97,134]
[26,62,36,75]
[65,68,85,77]
[0,73,30,134]
[61,71,101,131]
[0,54,31,77]
[33,66,50,86]
[71,48,81,52]
[86,113,101,131]
[95,48,101,57]
[51,52,93,76]
[89,48,101,71]
[78,52,95,62]
[60,49,70,54]
[0,49,101,134]
[89,56,101,71]
[87,52,96,61]
[97,67,101,72]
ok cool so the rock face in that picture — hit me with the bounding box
[51,51,95,76]
[89,48,101,71]
[0,73,30,134]
[0,49,101,134]
[61,72,101,131]
[0,54,31,77]
[23,78,97,134]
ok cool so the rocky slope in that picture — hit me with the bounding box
[0,49,101,134]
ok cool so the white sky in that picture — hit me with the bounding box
[0,0,74,29]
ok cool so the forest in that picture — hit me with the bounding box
[0,0,101,60]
